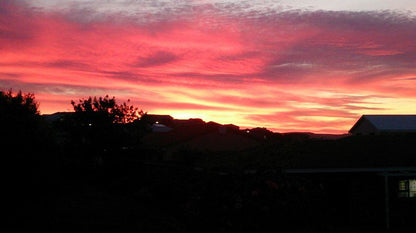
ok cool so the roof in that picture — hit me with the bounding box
[151,123,172,133]
[141,114,174,126]
[350,115,416,133]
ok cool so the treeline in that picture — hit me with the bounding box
[1,90,151,232]
[2,90,332,233]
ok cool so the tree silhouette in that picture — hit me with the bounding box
[0,89,40,137]
[0,89,38,115]
[1,90,58,231]
[67,95,146,156]
[71,95,143,124]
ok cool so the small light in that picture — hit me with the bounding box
[155,121,159,124]
[88,123,92,127]
[246,130,250,133]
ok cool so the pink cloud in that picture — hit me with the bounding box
[1,1,416,133]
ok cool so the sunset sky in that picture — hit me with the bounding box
[1,0,416,133]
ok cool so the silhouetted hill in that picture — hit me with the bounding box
[141,120,260,152]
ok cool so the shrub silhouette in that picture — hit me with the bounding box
[1,90,58,231]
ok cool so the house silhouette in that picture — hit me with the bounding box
[349,115,416,135]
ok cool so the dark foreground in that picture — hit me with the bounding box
[6,148,414,233]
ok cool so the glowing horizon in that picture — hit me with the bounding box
[1,0,416,134]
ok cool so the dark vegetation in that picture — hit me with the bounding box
[2,90,415,232]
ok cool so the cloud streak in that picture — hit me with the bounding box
[1,0,416,133]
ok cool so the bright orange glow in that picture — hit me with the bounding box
[1,1,416,134]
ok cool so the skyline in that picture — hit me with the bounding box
[1,1,416,133]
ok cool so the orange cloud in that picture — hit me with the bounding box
[1,1,416,133]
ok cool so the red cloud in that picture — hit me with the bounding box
[1,1,416,133]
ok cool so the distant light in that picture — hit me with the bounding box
[246,130,250,133]
[88,123,92,127]
[155,121,159,124]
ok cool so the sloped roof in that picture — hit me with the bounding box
[350,115,416,133]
